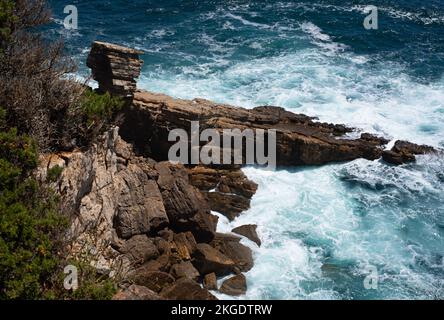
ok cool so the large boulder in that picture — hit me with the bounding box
[172,232,197,261]
[129,270,175,293]
[114,178,168,239]
[203,273,218,291]
[170,261,200,281]
[112,284,163,300]
[192,243,235,276]
[155,162,217,242]
[210,233,254,273]
[219,274,247,296]
[160,278,217,300]
[189,166,258,220]
[117,234,159,265]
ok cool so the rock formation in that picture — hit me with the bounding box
[232,224,261,247]
[39,42,441,300]
[87,41,144,98]
[38,127,254,300]
[120,91,389,166]
[219,274,247,296]
[382,140,437,165]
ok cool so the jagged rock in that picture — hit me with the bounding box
[129,270,175,293]
[120,90,389,167]
[232,225,261,247]
[112,284,163,300]
[172,232,197,261]
[210,233,253,273]
[192,243,235,276]
[155,162,217,242]
[134,253,171,274]
[170,261,200,281]
[114,178,168,239]
[382,140,437,165]
[160,278,217,300]
[189,166,258,220]
[203,273,218,291]
[118,234,159,265]
[87,41,144,98]
[219,274,247,296]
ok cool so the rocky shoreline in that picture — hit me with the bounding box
[38,41,439,300]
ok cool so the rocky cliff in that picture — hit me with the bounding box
[39,41,439,300]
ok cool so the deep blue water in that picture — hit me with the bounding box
[47,1,444,299]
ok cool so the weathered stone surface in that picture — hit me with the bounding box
[170,261,200,281]
[172,232,197,261]
[232,225,261,247]
[192,243,235,276]
[382,140,437,165]
[219,274,247,296]
[130,270,175,293]
[37,127,170,274]
[160,278,217,300]
[155,162,217,242]
[189,166,258,220]
[112,284,163,300]
[134,253,172,274]
[118,234,159,265]
[121,90,389,167]
[203,273,218,291]
[87,41,144,98]
[114,178,168,239]
[210,234,253,273]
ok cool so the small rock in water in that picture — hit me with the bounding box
[232,224,261,247]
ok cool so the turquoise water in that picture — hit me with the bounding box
[48,0,444,299]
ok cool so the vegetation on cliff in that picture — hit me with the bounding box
[0,0,121,299]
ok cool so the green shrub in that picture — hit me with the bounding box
[0,0,16,51]
[0,126,66,299]
[46,165,63,183]
[81,89,124,125]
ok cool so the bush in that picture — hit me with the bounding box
[0,1,123,299]
[0,123,66,299]
[75,89,125,147]
[46,165,63,183]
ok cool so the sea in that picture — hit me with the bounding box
[47,0,444,299]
